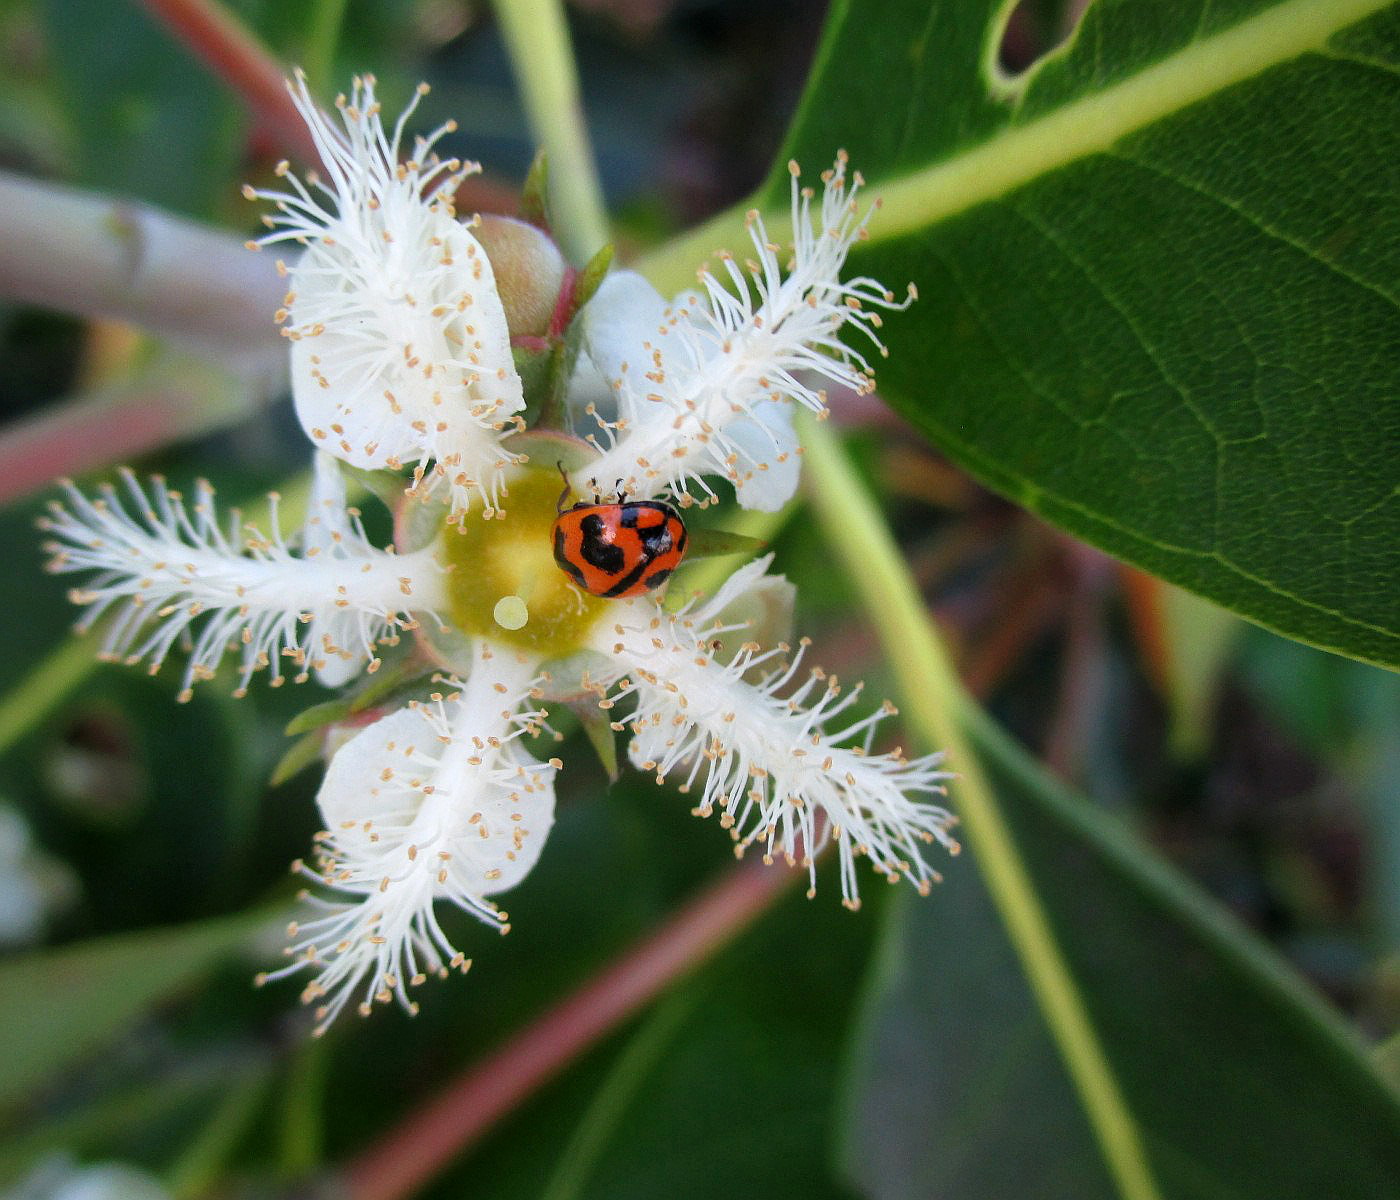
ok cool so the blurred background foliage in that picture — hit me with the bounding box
[0,1,1396,1198]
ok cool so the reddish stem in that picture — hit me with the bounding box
[1042,542,1114,780]
[1119,563,1171,695]
[138,0,520,214]
[343,858,799,1200]
[137,0,322,169]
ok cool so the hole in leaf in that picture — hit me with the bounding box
[997,0,1087,78]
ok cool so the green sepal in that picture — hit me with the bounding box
[514,341,559,428]
[282,653,431,737]
[567,241,615,322]
[520,150,550,229]
[683,527,768,560]
[270,730,324,787]
[337,463,409,515]
[570,697,620,783]
[282,697,350,739]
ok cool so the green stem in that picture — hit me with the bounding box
[797,412,1163,1200]
[492,0,609,263]
[277,1035,331,1177]
[538,990,696,1200]
[302,0,350,90]
[0,640,100,758]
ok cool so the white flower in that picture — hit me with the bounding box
[44,74,953,1030]
[40,464,442,702]
[245,73,525,518]
[0,804,77,947]
[259,642,557,1032]
[9,1158,170,1200]
[587,558,958,909]
[573,153,914,510]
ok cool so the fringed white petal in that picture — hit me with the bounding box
[40,470,444,699]
[262,644,555,1032]
[727,400,801,512]
[576,156,912,509]
[590,559,957,907]
[303,452,374,688]
[250,73,524,516]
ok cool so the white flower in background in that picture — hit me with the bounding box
[0,804,77,947]
[41,74,955,1032]
[8,1158,170,1200]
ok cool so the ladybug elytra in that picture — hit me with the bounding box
[551,489,688,599]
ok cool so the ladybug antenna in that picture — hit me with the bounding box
[555,461,574,515]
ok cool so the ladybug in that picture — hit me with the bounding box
[551,476,688,598]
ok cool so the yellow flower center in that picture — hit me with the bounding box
[437,459,607,660]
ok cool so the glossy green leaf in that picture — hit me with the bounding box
[839,712,1400,1199]
[0,910,276,1114]
[647,0,1400,669]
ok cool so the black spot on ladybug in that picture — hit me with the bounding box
[553,525,588,586]
[578,513,626,573]
[638,524,674,557]
[602,558,651,598]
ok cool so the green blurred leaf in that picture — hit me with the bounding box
[270,729,324,786]
[653,0,1400,669]
[0,909,276,1115]
[447,872,870,1200]
[0,1054,268,1186]
[840,714,1400,1199]
[39,0,246,218]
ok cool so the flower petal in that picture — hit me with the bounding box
[254,75,524,515]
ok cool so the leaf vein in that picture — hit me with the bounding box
[1106,148,1399,308]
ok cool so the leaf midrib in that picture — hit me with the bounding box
[640,0,1392,288]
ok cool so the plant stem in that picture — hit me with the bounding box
[165,1062,272,1198]
[0,355,266,508]
[138,0,321,166]
[0,640,98,758]
[0,171,284,376]
[342,858,797,1200]
[492,0,609,263]
[302,0,350,91]
[797,412,1164,1200]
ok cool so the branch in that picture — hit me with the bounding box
[343,859,797,1200]
[0,171,284,380]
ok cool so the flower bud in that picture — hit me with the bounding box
[474,215,569,338]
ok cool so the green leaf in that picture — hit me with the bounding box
[0,910,276,1115]
[839,712,1400,1199]
[683,527,769,561]
[646,0,1400,669]
[269,729,324,786]
[40,0,245,218]
[437,871,873,1200]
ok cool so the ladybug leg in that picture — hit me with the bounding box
[554,461,573,515]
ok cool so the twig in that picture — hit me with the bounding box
[138,0,323,167]
[1042,540,1114,780]
[0,171,284,379]
[138,0,520,214]
[342,858,799,1200]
